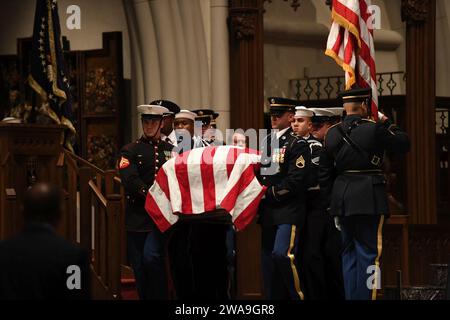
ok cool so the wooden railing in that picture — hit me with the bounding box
[0,124,79,241]
[64,150,125,299]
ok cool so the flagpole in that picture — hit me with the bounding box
[30,82,37,123]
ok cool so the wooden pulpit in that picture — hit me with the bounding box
[0,123,76,241]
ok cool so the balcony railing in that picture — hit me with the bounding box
[436,108,449,136]
[289,71,406,101]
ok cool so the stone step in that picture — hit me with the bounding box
[384,286,446,300]
[429,264,449,287]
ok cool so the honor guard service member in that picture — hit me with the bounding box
[301,107,345,300]
[192,109,214,138]
[150,99,181,146]
[319,88,410,300]
[192,109,224,145]
[258,97,313,300]
[170,108,228,300]
[194,109,225,146]
[118,104,174,300]
[173,109,209,153]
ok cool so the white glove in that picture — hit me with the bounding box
[334,217,342,231]
[377,111,387,122]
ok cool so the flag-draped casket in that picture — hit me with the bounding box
[145,146,267,232]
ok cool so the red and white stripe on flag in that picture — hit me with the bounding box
[325,0,378,120]
[145,146,267,232]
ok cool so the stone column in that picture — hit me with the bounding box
[178,0,206,107]
[211,0,230,132]
[124,0,163,139]
[149,0,179,100]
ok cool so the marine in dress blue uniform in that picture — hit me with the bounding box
[319,88,410,300]
[258,97,313,300]
[119,104,174,300]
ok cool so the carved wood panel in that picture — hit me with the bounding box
[404,0,437,224]
[12,32,125,170]
[229,0,265,300]
[402,0,431,26]
[383,225,450,287]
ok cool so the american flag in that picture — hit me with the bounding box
[28,0,75,149]
[145,146,267,232]
[325,0,378,120]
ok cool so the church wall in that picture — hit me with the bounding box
[2,0,449,136]
[0,0,230,140]
[0,0,132,78]
[263,0,450,103]
[123,0,219,139]
[263,0,412,108]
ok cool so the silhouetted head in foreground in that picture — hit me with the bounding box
[23,182,63,226]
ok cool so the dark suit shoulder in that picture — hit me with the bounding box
[0,226,90,300]
[0,227,85,260]
[294,136,308,145]
[324,122,342,137]
[286,132,307,148]
[323,122,342,148]
[290,137,309,155]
